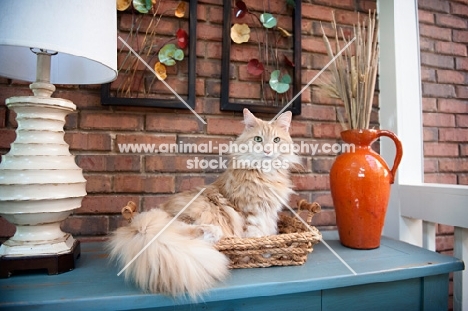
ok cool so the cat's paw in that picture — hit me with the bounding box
[199,225,224,243]
[244,226,265,238]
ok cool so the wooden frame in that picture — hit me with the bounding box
[220,0,302,115]
[101,0,197,109]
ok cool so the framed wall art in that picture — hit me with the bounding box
[101,0,196,109]
[220,0,302,115]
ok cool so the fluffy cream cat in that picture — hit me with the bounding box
[107,108,300,298]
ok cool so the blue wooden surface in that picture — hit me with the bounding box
[0,231,464,311]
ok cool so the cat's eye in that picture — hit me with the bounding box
[273,137,280,143]
[254,136,263,142]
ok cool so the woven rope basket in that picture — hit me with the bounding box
[120,200,322,269]
[214,200,322,269]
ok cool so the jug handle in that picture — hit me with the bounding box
[376,130,403,184]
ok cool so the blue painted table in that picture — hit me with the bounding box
[0,231,464,310]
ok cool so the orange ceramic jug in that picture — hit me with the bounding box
[330,129,403,249]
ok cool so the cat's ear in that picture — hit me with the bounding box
[243,108,260,129]
[275,111,292,132]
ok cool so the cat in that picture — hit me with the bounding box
[107,108,300,298]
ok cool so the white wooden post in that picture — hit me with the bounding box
[378,0,424,246]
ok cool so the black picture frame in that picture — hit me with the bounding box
[101,0,197,109]
[220,0,301,115]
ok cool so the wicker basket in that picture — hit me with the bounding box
[120,200,322,269]
[214,200,322,269]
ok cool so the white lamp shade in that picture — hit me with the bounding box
[0,0,117,85]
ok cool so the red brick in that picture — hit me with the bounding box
[290,121,311,137]
[422,98,437,111]
[439,159,468,172]
[76,155,141,172]
[435,13,467,28]
[435,41,467,57]
[424,142,459,156]
[175,175,206,192]
[229,81,261,99]
[312,123,342,139]
[424,127,438,141]
[205,80,221,98]
[453,30,468,43]
[310,209,336,227]
[456,85,468,98]
[205,42,223,59]
[77,195,140,214]
[438,99,468,113]
[84,174,112,193]
[424,173,458,184]
[142,195,174,212]
[197,23,223,42]
[420,52,454,69]
[80,113,143,131]
[302,37,327,54]
[436,234,455,252]
[424,159,439,172]
[461,144,468,156]
[437,69,466,84]
[439,128,468,141]
[456,57,468,70]
[302,4,333,22]
[421,68,436,82]
[419,24,452,40]
[420,37,436,52]
[456,115,468,127]
[114,174,175,193]
[65,132,111,151]
[423,112,455,127]
[422,82,456,97]
[419,0,450,13]
[61,215,108,236]
[146,114,203,133]
[312,157,335,173]
[358,0,376,11]
[207,117,244,135]
[437,224,454,235]
[451,2,468,17]
[419,10,435,24]
[460,174,468,185]
[197,60,222,79]
[300,105,336,121]
[291,174,330,191]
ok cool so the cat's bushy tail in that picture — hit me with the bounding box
[106,209,230,298]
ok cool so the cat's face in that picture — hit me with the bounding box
[231,109,299,172]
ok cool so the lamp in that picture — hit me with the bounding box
[0,0,117,277]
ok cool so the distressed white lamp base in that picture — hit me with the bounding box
[0,54,86,277]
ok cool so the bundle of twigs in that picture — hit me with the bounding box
[320,11,379,130]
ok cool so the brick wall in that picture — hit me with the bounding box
[0,0,377,240]
[419,0,468,308]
